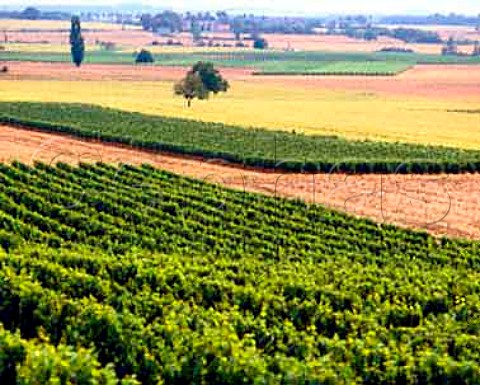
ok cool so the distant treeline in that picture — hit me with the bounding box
[0,7,70,21]
[380,13,480,27]
[1,7,479,40]
[139,11,325,35]
[138,11,479,44]
[327,24,443,43]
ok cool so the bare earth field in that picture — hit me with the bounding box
[5,29,159,47]
[262,64,480,100]
[2,62,254,81]
[4,61,479,101]
[5,28,460,54]
[2,124,480,240]
[248,33,447,54]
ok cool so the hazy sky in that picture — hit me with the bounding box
[3,0,480,15]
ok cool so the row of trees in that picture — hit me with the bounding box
[327,24,443,43]
[0,6,69,21]
[138,11,480,38]
[139,11,324,36]
[140,11,183,34]
[380,13,480,27]
[442,37,480,56]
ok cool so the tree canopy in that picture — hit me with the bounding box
[140,11,183,33]
[135,49,155,64]
[253,36,269,49]
[69,16,85,67]
[174,62,229,107]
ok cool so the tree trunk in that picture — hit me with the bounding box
[187,98,192,108]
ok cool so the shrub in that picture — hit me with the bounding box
[135,49,155,64]
[253,37,268,50]
[98,41,116,51]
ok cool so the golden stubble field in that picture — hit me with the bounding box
[1,62,479,149]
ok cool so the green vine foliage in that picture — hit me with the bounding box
[0,162,479,383]
[2,102,480,173]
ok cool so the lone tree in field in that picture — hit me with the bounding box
[174,62,229,107]
[70,16,85,67]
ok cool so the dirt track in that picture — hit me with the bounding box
[2,124,480,240]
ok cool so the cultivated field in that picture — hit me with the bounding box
[3,15,480,384]
[1,124,480,240]
[4,160,480,383]
[2,29,157,46]
[1,64,479,149]
[3,18,477,55]
[0,18,140,31]
[249,33,449,54]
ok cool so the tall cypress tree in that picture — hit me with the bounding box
[70,16,85,67]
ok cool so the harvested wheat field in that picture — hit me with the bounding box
[4,62,479,101]
[2,124,480,240]
[260,64,480,100]
[3,62,480,100]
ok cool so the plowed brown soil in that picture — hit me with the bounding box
[259,64,480,100]
[2,124,480,240]
[6,30,159,46]
[2,62,253,82]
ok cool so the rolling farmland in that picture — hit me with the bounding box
[0,77,479,149]
[2,162,480,383]
[2,10,480,384]
[2,123,480,240]
[1,49,480,72]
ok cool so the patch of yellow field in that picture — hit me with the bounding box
[0,79,479,149]
[2,43,102,53]
[0,19,140,31]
